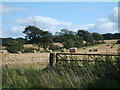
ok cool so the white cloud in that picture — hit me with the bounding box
[109,7,118,22]
[11,26,24,32]
[16,16,97,34]
[89,18,117,33]
[88,7,118,34]
[2,27,25,38]
[17,16,73,33]
[16,6,118,34]
[2,7,118,38]
[0,4,27,13]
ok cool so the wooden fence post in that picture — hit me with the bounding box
[49,53,56,67]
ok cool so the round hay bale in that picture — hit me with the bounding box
[61,48,66,52]
[113,44,115,46]
[33,50,37,53]
[17,51,22,54]
[93,49,98,52]
[107,44,109,46]
[69,48,77,53]
[48,50,53,53]
[2,50,8,54]
[83,48,86,50]
[89,50,92,52]
[110,46,113,49]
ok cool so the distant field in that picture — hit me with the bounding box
[1,39,119,68]
[104,39,118,44]
[55,39,119,54]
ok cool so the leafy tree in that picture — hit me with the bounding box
[73,36,84,48]
[2,37,14,46]
[54,29,84,48]
[15,38,28,44]
[6,39,24,53]
[49,44,61,51]
[102,33,120,40]
[113,33,120,39]
[102,33,114,40]
[77,30,94,45]
[23,25,52,51]
[92,33,103,44]
[55,29,76,36]
[54,29,76,43]
[64,39,75,49]
[2,37,27,46]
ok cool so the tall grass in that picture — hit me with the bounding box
[2,56,120,88]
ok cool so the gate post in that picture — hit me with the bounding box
[49,53,56,67]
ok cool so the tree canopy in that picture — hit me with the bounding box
[54,29,84,49]
[2,25,120,53]
[92,33,103,44]
[102,33,120,40]
[77,30,94,45]
[23,25,52,51]
[6,39,24,53]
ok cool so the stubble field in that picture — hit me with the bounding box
[1,39,119,68]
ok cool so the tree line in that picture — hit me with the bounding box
[1,25,119,53]
[102,33,120,40]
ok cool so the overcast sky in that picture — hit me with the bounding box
[1,2,118,38]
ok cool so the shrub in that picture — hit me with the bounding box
[49,44,61,51]
[63,39,75,49]
[116,40,120,44]
[6,40,24,53]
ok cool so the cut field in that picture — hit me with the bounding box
[1,53,49,69]
[1,39,119,68]
[55,39,119,54]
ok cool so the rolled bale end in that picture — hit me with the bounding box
[96,49,98,52]
[0,50,9,56]
[83,48,86,50]
[113,44,115,46]
[37,51,40,53]
[107,44,110,46]
[69,48,77,53]
[93,49,98,52]
[110,46,114,49]
[2,50,9,54]
[33,50,37,53]
[17,51,22,54]
[48,50,53,53]
[89,50,92,52]
[61,48,66,52]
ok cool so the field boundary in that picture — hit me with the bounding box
[49,53,120,66]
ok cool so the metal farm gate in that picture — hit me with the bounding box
[49,53,120,66]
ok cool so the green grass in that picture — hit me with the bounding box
[2,56,120,88]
